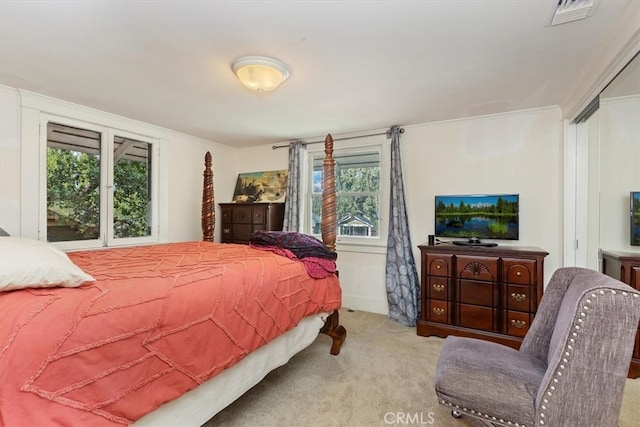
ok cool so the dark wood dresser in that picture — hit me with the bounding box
[602,250,640,378]
[418,243,548,349]
[219,203,285,244]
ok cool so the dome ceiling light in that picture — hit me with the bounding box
[231,56,290,93]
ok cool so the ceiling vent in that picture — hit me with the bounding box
[551,0,595,26]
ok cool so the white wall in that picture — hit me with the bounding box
[0,85,238,243]
[235,143,289,175]
[0,87,21,235]
[598,95,640,251]
[164,129,237,243]
[403,107,564,291]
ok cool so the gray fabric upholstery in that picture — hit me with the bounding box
[434,267,640,427]
[519,267,578,362]
[435,336,546,427]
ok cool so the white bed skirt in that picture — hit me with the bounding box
[133,314,327,426]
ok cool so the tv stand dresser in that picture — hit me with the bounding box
[602,250,640,378]
[418,243,548,349]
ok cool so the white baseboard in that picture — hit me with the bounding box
[342,294,389,315]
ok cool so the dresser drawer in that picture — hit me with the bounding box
[427,276,451,300]
[456,256,498,282]
[503,258,537,285]
[631,266,640,289]
[458,280,498,307]
[232,205,252,224]
[232,224,252,242]
[221,226,232,242]
[505,311,532,338]
[456,304,498,332]
[252,206,267,224]
[221,206,233,224]
[427,300,451,324]
[504,284,535,312]
[425,254,452,277]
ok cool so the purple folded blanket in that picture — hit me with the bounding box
[249,231,337,260]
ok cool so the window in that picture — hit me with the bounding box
[47,123,102,242]
[306,144,384,245]
[45,119,158,248]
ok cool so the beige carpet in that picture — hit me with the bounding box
[204,309,640,427]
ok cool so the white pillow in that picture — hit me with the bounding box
[0,236,95,292]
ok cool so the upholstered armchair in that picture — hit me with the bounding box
[434,267,640,427]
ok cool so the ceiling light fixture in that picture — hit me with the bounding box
[231,56,290,93]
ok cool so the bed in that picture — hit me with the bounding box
[0,134,346,426]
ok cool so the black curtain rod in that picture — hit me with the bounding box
[271,128,404,150]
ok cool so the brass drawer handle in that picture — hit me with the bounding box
[511,293,527,302]
[223,228,231,233]
[516,271,522,277]
[511,319,527,329]
[432,307,445,316]
[436,265,441,270]
[432,283,445,292]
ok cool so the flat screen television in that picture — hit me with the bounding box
[435,194,519,244]
[631,191,640,246]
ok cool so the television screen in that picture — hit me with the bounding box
[435,194,519,241]
[631,191,640,246]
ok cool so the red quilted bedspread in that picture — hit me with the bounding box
[0,242,341,426]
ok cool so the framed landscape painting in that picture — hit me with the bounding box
[232,170,288,203]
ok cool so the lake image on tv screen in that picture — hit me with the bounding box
[435,195,519,239]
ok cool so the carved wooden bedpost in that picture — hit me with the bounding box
[321,134,337,252]
[202,151,215,242]
[319,134,346,355]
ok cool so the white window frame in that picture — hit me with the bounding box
[18,91,165,250]
[106,128,159,247]
[302,136,389,250]
[40,116,107,250]
[40,115,160,250]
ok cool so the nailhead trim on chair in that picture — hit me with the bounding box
[536,289,640,426]
[439,399,530,427]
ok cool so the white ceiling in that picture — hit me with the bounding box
[0,0,632,147]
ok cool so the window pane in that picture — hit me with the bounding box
[310,147,381,239]
[113,137,151,238]
[311,195,322,234]
[47,123,101,242]
[335,153,380,192]
[312,165,323,194]
[337,195,379,237]
[312,152,380,192]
